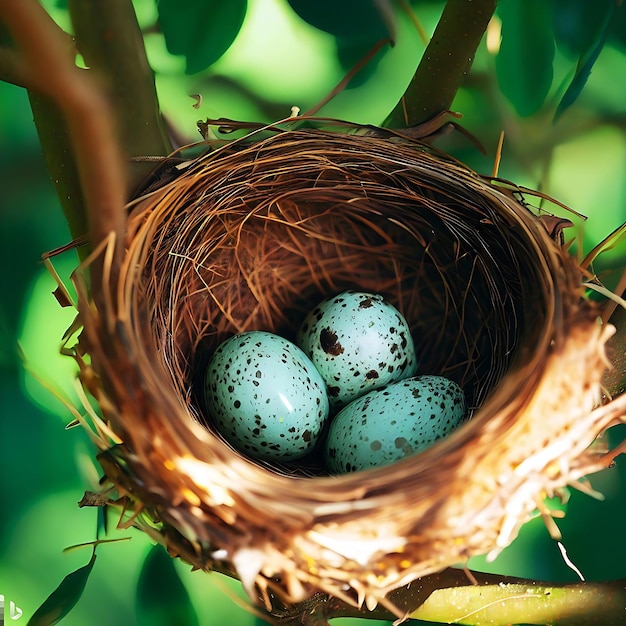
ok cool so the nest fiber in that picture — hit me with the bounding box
[70,127,626,617]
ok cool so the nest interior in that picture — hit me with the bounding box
[76,127,624,613]
[137,131,548,420]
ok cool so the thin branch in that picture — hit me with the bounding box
[385,0,497,128]
[0,15,90,245]
[0,46,32,86]
[0,0,126,268]
[68,0,172,194]
[258,569,626,625]
[302,38,393,117]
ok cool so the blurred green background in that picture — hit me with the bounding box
[1,0,625,624]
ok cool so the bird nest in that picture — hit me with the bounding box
[65,125,626,619]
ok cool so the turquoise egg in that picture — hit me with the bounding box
[296,291,418,409]
[325,375,466,473]
[205,331,329,462]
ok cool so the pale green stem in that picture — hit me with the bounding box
[410,579,626,625]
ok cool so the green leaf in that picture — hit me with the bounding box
[496,0,556,116]
[286,0,393,40]
[549,0,615,58]
[288,0,396,88]
[608,3,626,50]
[554,2,615,120]
[335,36,389,89]
[157,0,247,75]
[136,544,199,626]
[286,0,395,89]
[554,31,608,121]
[27,552,96,626]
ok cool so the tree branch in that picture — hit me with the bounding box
[0,0,126,273]
[0,15,89,244]
[0,46,31,86]
[385,0,497,128]
[68,0,172,195]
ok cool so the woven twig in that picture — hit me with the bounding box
[68,127,626,617]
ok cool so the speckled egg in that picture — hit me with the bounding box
[204,331,329,462]
[325,375,466,473]
[296,291,418,409]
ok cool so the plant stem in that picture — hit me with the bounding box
[386,0,497,128]
[408,578,626,625]
[260,569,626,625]
[68,0,172,195]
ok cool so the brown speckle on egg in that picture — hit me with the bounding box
[325,375,466,473]
[296,291,418,409]
[205,331,329,462]
[320,327,344,355]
